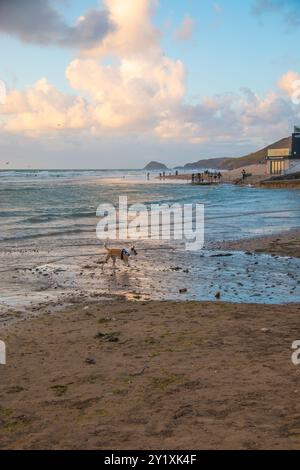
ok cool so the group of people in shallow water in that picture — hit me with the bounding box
[191,170,222,184]
[149,170,223,183]
[158,171,168,180]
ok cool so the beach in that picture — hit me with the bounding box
[0,230,300,449]
[1,170,300,449]
[162,164,268,184]
[3,0,300,455]
[1,296,300,449]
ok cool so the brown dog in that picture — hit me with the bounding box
[104,242,137,267]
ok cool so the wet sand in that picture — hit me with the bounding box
[224,229,300,258]
[1,299,300,450]
[1,234,300,321]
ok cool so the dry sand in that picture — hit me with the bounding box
[1,300,300,450]
[162,164,267,184]
[221,164,267,183]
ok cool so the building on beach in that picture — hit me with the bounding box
[267,127,300,176]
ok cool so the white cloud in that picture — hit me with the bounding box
[278,71,300,96]
[83,0,161,58]
[65,55,185,132]
[1,78,88,134]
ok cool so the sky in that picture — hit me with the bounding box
[1,0,300,169]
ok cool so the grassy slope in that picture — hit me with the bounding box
[183,137,291,171]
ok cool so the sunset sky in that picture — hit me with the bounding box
[1,0,300,169]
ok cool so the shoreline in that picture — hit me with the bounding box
[221,228,300,258]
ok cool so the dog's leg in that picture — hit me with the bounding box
[103,254,111,267]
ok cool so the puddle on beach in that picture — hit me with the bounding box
[1,236,300,325]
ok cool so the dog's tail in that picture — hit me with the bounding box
[104,239,110,251]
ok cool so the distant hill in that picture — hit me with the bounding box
[144,161,168,170]
[182,136,292,171]
[183,157,229,170]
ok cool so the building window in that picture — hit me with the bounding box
[271,160,285,175]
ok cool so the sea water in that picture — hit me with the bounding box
[1,169,300,242]
[0,169,300,311]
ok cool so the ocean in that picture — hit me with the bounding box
[1,169,300,314]
[1,169,300,243]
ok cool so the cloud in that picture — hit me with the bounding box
[1,0,187,136]
[1,78,88,133]
[1,0,300,151]
[65,0,186,132]
[174,15,196,42]
[154,81,300,146]
[66,56,185,132]
[0,0,113,48]
[82,0,161,58]
[278,71,300,96]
